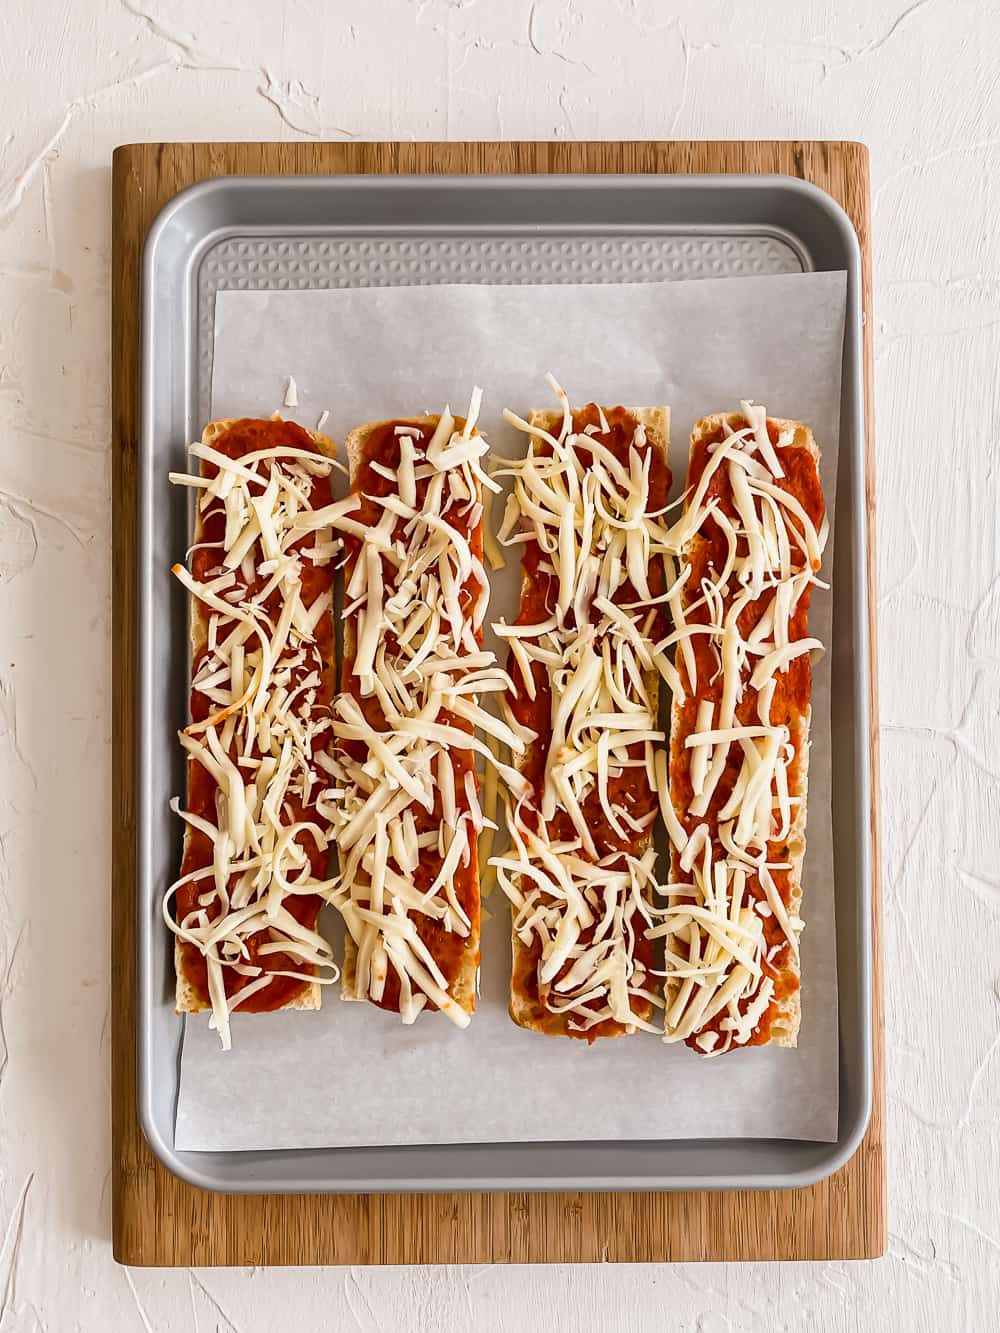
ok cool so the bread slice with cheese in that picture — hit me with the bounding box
[660,407,826,1055]
[333,404,510,1028]
[169,417,342,1048]
[493,398,671,1039]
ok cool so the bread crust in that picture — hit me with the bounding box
[175,417,337,1016]
[506,406,671,1038]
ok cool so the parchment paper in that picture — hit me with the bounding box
[175,271,846,1150]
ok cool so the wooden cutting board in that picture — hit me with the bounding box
[111,140,884,1266]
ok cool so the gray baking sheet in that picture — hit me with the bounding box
[174,271,845,1151]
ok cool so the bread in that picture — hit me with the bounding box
[501,403,671,1038]
[663,411,824,1053]
[336,415,484,1023]
[174,417,338,1021]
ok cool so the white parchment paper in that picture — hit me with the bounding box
[175,272,846,1150]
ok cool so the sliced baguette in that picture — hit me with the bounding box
[507,405,670,1038]
[175,417,337,1016]
[338,417,480,1019]
[665,413,821,1050]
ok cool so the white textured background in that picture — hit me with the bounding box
[0,0,997,1329]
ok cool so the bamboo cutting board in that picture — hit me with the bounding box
[111,140,884,1266]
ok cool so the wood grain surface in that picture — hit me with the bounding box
[111,140,884,1266]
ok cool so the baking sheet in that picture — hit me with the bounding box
[174,271,845,1151]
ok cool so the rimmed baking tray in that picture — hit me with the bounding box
[138,174,870,1194]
